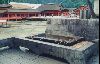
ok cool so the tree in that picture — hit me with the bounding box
[86,0,96,18]
[0,0,3,4]
[0,0,10,4]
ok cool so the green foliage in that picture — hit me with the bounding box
[0,0,94,8]
[0,0,9,4]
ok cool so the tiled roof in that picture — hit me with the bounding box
[8,9,40,12]
[37,4,61,11]
[9,2,42,9]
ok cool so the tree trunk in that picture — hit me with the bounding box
[86,0,96,18]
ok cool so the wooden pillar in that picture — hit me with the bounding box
[28,13,29,17]
[34,13,36,16]
[19,14,21,20]
[58,12,59,16]
[35,13,37,17]
[15,14,17,21]
[24,13,25,17]
[58,12,60,16]
[8,13,9,21]
[20,14,21,18]
[45,13,47,17]
[2,23,3,27]
[6,22,7,27]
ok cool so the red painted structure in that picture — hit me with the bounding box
[0,5,89,20]
[41,10,61,16]
[61,9,70,16]
[0,12,40,20]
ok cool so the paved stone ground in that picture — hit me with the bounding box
[0,49,67,64]
[0,21,99,64]
[0,21,47,39]
[0,49,99,64]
